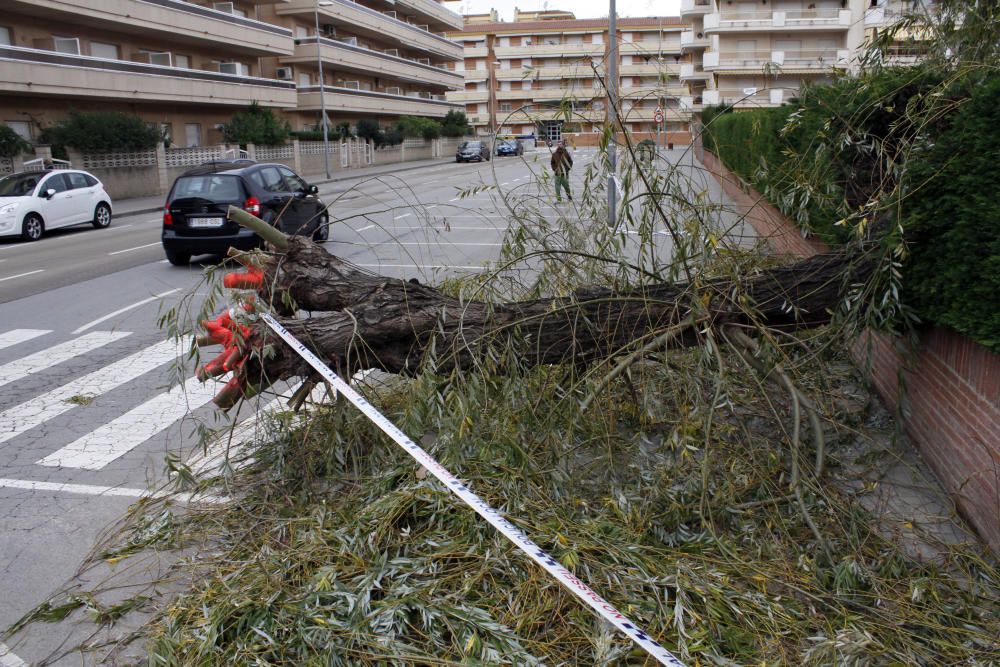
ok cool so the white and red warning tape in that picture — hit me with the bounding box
[262,313,685,666]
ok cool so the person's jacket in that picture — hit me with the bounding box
[550,149,573,176]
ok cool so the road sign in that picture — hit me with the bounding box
[653,108,664,124]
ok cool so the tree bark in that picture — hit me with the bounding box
[210,237,873,404]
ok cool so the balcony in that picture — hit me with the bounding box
[704,8,852,32]
[620,63,682,77]
[680,0,713,17]
[446,90,489,103]
[494,42,604,58]
[707,87,789,108]
[298,85,460,117]
[6,0,293,57]
[452,68,489,82]
[680,31,710,51]
[620,41,682,56]
[679,63,712,80]
[464,47,489,58]
[679,95,703,111]
[622,107,690,122]
[0,45,296,107]
[393,0,464,31]
[620,85,688,99]
[703,48,848,71]
[503,65,596,80]
[503,88,602,101]
[277,0,463,61]
[286,38,463,90]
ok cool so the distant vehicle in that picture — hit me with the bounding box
[0,169,113,242]
[161,162,328,266]
[496,139,524,157]
[455,140,491,163]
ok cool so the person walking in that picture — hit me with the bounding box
[551,141,573,203]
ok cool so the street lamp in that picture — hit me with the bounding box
[314,0,334,179]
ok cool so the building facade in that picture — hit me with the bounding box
[445,12,690,145]
[0,0,463,149]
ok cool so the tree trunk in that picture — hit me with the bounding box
[204,235,874,406]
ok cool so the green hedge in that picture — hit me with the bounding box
[902,75,1000,349]
[701,68,999,349]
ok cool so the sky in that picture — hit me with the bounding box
[442,0,681,21]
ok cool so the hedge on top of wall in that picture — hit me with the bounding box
[700,67,999,350]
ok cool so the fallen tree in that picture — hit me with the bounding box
[198,207,875,410]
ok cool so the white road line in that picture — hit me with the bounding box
[425,204,438,209]
[0,337,190,446]
[448,197,460,202]
[394,212,412,219]
[72,289,181,334]
[0,270,43,282]
[0,329,51,351]
[188,397,283,475]
[107,223,134,231]
[0,478,226,504]
[38,375,219,470]
[356,224,376,232]
[107,241,161,256]
[0,642,27,667]
[356,263,485,270]
[0,330,132,389]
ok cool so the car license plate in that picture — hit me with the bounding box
[189,217,224,228]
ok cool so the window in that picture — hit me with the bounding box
[65,172,90,190]
[4,121,31,141]
[184,123,201,147]
[278,166,307,192]
[82,174,98,187]
[40,173,69,194]
[147,51,172,66]
[298,72,311,87]
[89,41,118,59]
[0,27,11,45]
[500,103,512,112]
[295,25,309,38]
[592,33,603,45]
[175,54,190,68]
[53,37,80,55]
[160,123,172,145]
[253,167,287,193]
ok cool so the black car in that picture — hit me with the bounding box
[496,139,524,157]
[455,140,491,163]
[161,162,328,266]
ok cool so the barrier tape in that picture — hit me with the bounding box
[262,313,685,666]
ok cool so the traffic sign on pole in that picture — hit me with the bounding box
[654,107,664,124]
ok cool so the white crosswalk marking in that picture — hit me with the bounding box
[0,337,190,446]
[37,375,219,470]
[188,396,284,475]
[0,331,132,390]
[0,329,50,351]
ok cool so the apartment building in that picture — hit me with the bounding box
[445,12,689,144]
[0,0,463,148]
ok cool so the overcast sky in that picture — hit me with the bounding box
[442,0,681,21]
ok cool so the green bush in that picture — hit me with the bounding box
[0,125,31,158]
[394,116,442,141]
[902,75,1000,349]
[46,110,161,152]
[441,110,471,137]
[223,101,290,146]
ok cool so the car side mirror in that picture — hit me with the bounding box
[307,185,319,195]
[44,188,56,199]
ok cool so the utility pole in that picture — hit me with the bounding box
[607,0,618,229]
[314,0,332,179]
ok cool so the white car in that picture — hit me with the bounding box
[0,169,113,241]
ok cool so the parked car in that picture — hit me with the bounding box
[496,139,524,157]
[0,169,113,241]
[161,162,328,266]
[455,140,491,163]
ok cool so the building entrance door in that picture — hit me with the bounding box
[541,120,562,145]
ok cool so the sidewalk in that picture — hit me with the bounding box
[111,156,460,218]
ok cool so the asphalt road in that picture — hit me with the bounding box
[0,148,739,664]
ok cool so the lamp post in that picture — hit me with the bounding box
[314,0,334,179]
[607,0,618,229]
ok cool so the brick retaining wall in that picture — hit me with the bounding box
[700,145,1000,552]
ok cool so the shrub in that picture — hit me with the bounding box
[0,125,31,158]
[394,116,442,141]
[46,110,161,152]
[902,75,1000,348]
[441,110,471,137]
[355,119,385,147]
[223,101,291,146]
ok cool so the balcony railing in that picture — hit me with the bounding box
[291,37,462,89]
[680,31,710,49]
[394,0,464,30]
[680,0,712,16]
[703,48,848,70]
[298,85,459,116]
[0,44,296,106]
[494,43,604,58]
[6,0,293,56]
[704,8,851,31]
[278,0,463,61]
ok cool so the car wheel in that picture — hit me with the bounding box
[312,215,329,243]
[92,202,112,229]
[21,213,44,242]
[164,248,191,266]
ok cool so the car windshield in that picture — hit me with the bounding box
[0,173,42,197]
[460,142,481,150]
[172,175,243,201]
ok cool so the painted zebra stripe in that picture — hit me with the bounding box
[0,329,50,352]
[0,330,132,389]
[262,313,685,667]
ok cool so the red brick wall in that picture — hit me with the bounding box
[700,145,1000,552]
